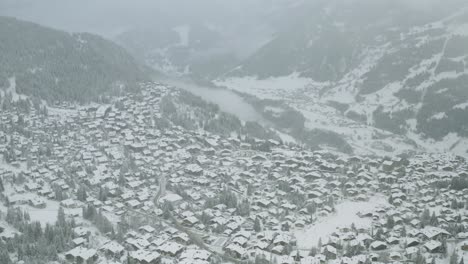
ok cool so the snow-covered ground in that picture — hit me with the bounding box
[407,132,468,158]
[215,73,321,101]
[1,183,81,227]
[18,199,61,226]
[215,66,468,158]
[48,106,79,120]
[212,8,468,159]
[295,196,390,249]
[2,76,28,102]
[0,219,20,239]
[215,75,421,157]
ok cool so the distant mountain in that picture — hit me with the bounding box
[0,16,151,102]
[319,2,468,141]
[114,0,305,80]
[229,1,466,80]
[116,23,241,79]
[218,0,468,155]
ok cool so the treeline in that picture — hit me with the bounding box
[0,207,75,264]
[450,176,468,190]
[82,204,114,235]
[239,92,354,154]
[159,86,352,154]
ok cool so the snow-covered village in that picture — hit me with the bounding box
[0,82,468,264]
[2,1,468,264]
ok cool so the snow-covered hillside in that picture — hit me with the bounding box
[215,1,468,157]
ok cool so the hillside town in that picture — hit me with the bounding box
[1,82,468,264]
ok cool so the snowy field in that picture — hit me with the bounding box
[215,73,319,100]
[295,196,390,249]
[1,184,81,227]
[18,200,61,226]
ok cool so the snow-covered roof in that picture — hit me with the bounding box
[129,249,161,262]
[100,241,124,254]
[65,247,97,260]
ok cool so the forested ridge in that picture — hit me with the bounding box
[0,16,151,102]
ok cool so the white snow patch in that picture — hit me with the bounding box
[215,73,317,100]
[406,119,418,131]
[48,106,79,121]
[323,44,389,105]
[406,132,468,158]
[3,77,28,102]
[295,196,390,249]
[454,101,468,110]
[275,130,297,144]
[28,67,43,74]
[429,112,447,120]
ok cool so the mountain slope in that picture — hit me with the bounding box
[0,16,151,102]
[323,5,468,141]
[229,0,467,80]
[217,0,468,156]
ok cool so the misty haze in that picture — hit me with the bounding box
[0,1,468,264]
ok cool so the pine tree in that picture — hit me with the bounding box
[17,245,24,261]
[309,247,318,256]
[98,187,107,202]
[442,239,448,256]
[386,216,395,229]
[247,184,254,196]
[430,212,438,226]
[254,217,262,232]
[450,250,459,264]
[162,201,173,219]
[118,171,126,186]
[375,228,384,240]
[254,255,265,264]
[420,208,430,227]
[401,226,407,237]
[54,187,64,201]
[0,248,12,264]
[0,177,4,192]
[451,199,459,210]
[364,258,372,264]
[57,207,66,227]
[76,185,87,202]
[415,250,426,264]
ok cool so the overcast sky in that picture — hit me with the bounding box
[0,0,464,38]
[0,0,290,37]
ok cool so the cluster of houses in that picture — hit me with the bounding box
[1,82,468,264]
